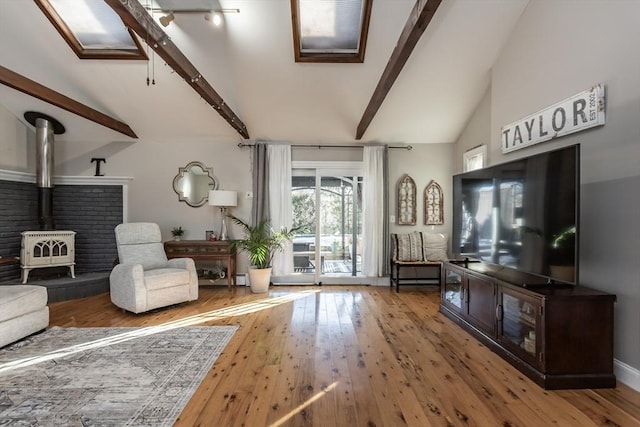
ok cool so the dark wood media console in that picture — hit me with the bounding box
[439,260,616,390]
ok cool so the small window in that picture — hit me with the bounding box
[35,0,148,60]
[291,0,372,63]
[463,145,487,172]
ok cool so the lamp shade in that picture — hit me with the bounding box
[208,190,237,207]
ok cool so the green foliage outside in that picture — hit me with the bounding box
[291,185,360,236]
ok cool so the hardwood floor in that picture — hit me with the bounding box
[48,286,640,427]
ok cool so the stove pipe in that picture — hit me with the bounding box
[36,118,55,229]
[24,112,65,231]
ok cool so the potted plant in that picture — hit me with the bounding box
[171,226,185,241]
[228,215,302,293]
[549,226,576,282]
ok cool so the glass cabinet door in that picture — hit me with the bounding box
[442,266,464,313]
[498,287,542,368]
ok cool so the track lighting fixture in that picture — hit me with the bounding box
[158,12,174,27]
[204,11,224,26]
[154,9,238,28]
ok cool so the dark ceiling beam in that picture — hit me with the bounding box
[0,65,138,138]
[104,0,250,139]
[356,0,443,140]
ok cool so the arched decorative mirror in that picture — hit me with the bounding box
[172,161,217,207]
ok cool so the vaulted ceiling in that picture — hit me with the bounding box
[0,0,529,145]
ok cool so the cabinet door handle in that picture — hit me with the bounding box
[461,287,465,303]
[496,304,503,321]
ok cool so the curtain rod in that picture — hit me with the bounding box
[236,142,412,150]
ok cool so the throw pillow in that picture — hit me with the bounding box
[422,233,448,261]
[392,231,425,261]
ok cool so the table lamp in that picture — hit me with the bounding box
[208,190,237,240]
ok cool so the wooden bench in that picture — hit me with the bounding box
[390,232,447,292]
[0,256,20,266]
[389,259,442,292]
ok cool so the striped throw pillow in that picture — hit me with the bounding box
[392,231,425,261]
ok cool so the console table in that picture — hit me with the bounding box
[164,240,236,288]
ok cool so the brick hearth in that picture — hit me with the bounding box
[0,175,127,300]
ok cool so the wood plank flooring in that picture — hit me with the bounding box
[47,285,640,427]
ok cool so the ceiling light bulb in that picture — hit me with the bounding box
[159,12,174,27]
[204,11,223,26]
[208,11,223,26]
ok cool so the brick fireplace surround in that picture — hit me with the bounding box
[0,171,129,301]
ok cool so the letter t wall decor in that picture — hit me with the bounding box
[397,174,416,225]
[424,180,444,225]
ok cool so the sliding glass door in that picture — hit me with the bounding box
[285,162,365,284]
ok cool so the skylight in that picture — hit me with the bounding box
[35,0,148,60]
[291,0,372,63]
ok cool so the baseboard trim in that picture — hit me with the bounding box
[370,277,389,286]
[614,358,640,391]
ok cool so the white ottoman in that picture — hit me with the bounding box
[0,285,49,348]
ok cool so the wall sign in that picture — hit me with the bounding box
[501,84,605,153]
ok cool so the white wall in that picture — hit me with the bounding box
[458,0,640,388]
[454,86,491,174]
[0,104,29,171]
[55,138,253,243]
[388,144,454,245]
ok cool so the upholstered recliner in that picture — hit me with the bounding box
[110,222,198,313]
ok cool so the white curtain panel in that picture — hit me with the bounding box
[362,146,386,277]
[267,144,293,275]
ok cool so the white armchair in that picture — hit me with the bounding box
[110,222,198,313]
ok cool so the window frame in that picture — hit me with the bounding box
[35,0,148,60]
[463,145,487,172]
[290,0,372,63]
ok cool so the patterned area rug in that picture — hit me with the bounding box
[0,325,238,426]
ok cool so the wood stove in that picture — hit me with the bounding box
[20,230,76,283]
[18,112,77,284]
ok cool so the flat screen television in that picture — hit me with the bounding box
[452,144,579,285]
